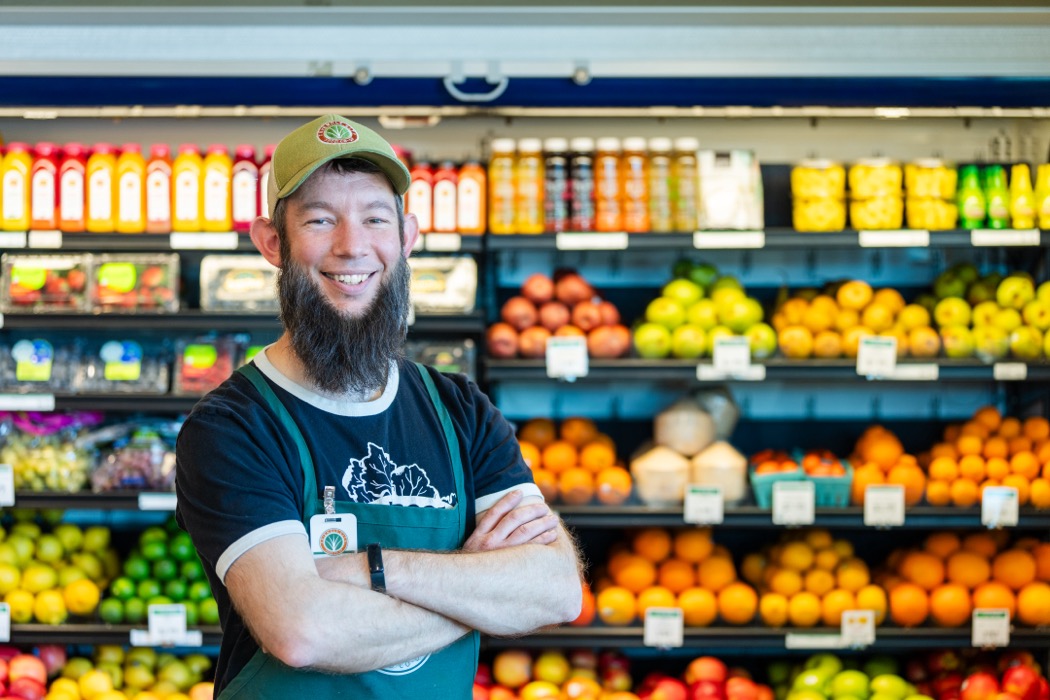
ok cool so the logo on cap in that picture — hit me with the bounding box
[317,120,359,144]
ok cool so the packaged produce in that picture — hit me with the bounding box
[408,256,477,313]
[91,253,179,312]
[0,410,103,492]
[691,441,748,503]
[630,444,690,506]
[0,338,79,392]
[849,195,904,230]
[173,335,237,395]
[791,160,847,232]
[698,149,764,230]
[905,197,958,230]
[653,397,715,457]
[404,339,476,379]
[848,158,903,198]
[75,338,170,394]
[904,158,957,199]
[1,253,91,312]
[90,423,179,492]
[748,448,804,508]
[793,197,847,232]
[199,254,278,312]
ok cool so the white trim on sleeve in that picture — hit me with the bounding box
[474,482,545,515]
[216,520,307,585]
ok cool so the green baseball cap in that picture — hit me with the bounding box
[266,114,411,218]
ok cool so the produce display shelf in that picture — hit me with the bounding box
[8,623,222,647]
[49,395,203,412]
[484,359,1050,383]
[13,490,178,511]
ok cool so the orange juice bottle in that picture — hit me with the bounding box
[202,144,233,232]
[1,142,33,231]
[672,137,700,232]
[172,144,203,232]
[515,138,545,234]
[647,137,673,233]
[488,138,516,234]
[146,144,172,234]
[86,143,118,233]
[456,161,486,235]
[30,142,60,230]
[116,143,146,233]
[595,137,622,232]
[432,161,459,233]
[58,143,88,233]
[621,137,649,233]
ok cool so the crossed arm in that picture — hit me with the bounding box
[224,490,583,674]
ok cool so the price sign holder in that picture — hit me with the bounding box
[684,485,724,525]
[886,364,938,381]
[425,233,463,252]
[858,229,930,248]
[713,336,752,376]
[169,232,239,250]
[993,363,1027,381]
[0,232,27,249]
[784,633,847,650]
[693,231,765,249]
[971,608,1010,648]
[0,602,9,643]
[0,464,13,507]
[982,486,1019,528]
[138,492,177,511]
[856,337,897,378]
[841,610,876,648]
[545,336,589,380]
[28,230,63,249]
[138,604,190,646]
[643,607,684,648]
[772,481,815,526]
[0,394,56,411]
[555,232,629,250]
[971,229,1040,247]
[863,484,905,527]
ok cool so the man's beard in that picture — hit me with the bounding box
[277,257,411,396]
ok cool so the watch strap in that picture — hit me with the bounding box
[367,543,386,593]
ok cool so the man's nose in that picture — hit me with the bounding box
[330,220,369,257]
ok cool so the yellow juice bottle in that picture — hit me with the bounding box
[1,142,33,231]
[1035,164,1050,230]
[172,144,203,232]
[86,143,118,232]
[116,143,146,233]
[202,144,233,232]
[488,138,516,234]
[514,138,545,234]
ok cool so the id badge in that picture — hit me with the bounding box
[309,513,358,557]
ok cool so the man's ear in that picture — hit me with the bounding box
[402,211,420,259]
[250,215,282,267]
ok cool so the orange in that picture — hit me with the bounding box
[805,529,834,550]
[673,528,714,564]
[836,559,871,593]
[864,434,905,470]
[1010,452,1040,480]
[949,479,979,508]
[982,437,1009,460]
[657,558,697,594]
[930,442,959,461]
[1001,474,1031,506]
[636,585,677,618]
[519,440,542,470]
[814,548,841,571]
[579,442,616,473]
[803,569,836,597]
[1033,543,1050,580]
[928,456,960,481]
[698,556,737,593]
[872,287,905,314]
[595,466,632,505]
[887,464,926,506]
[1017,582,1050,625]
[999,417,1022,439]
[973,405,1003,432]
[532,469,558,502]
[960,421,991,440]
[943,425,962,442]
[768,569,803,597]
[1014,537,1041,551]
[558,468,595,505]
[1025,417,1050,442]
[946,550,991,588]
[832,539,855,559]
[611,555,657,594]
[779,541,815,571]
[678,587,718,627]
[993,549,1037,591]
[821,589,857,626]
[925,480,951,506]
[929,583,973,627]
[596,586,638,625]
[589,433,616,451]
[972,581,1016,618]
[900,551,946,590]
[856,584,889,625]
[519,418,557,449]
[571,581,596,626]
[741,552,767,586]
[958,455,987,482]
[1030,478,1050,509]
[956,434,983,457]
[717,582,758,625]
[924,532,962,559]
[632,528,673,563]
[787,591,822,627]
[1009,437,1034,457]
[963,532,1000,558]
[986,457,1011,481]
[759,592,789,627]
[889,582,930,627]
[541,440,578,475]
[1037,440,1050,465]
[560,416,599,448]
[851,464,886,505]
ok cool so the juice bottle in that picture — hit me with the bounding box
[86,143,118,233]
[172,144,203,232]
[621,137,649,233]
[432,161,458,233]
[202,144,233,232]
[258,144,276,219]
[145,144,173,234]
[231,144,258,232]
[407,161,434,234]
[456,161,486,235]
[672,137,700,232]
[1,143,32,231]
[116,143,146,233]
[1035,164,1050,230]
[957,165,986,229]
[515,138,545,234]
[984,165,1010,230]
[543,137,569,233]
[569,137,595,232]
[595,137,622,232]
[488,138,516,234]
[647,137,673,233]
[58,143,88,233]
[1009,163,1035,230]
[30,142,60,230]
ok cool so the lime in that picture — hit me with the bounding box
[53,523,85,553]
[62,657,94,680]
[147,595,173,607]
[198,597,220,625]
[187,580,212,602]
[141,541,167,562]
[180,560,205,582]
[184,600,199,626]
[163,579,187,602]
[168,532,196,562]
[10,521,41,539]
[124,597,147,625]
[21,563,58,593]
[139,526,169,547]
[123,556,151,582]
[109,576,135,601]
[4,589,35,623]
[136,579,161,600]
[94,644,125,665]
[57,565,88,588]
[98,597,124,624]
[152,559,178,582]
[70,552,103,582]
[164,517,182,534]
[0,563,21,595]
[33,588,67,624]
[82,525,112,553]
[35,534,65,563]
[6,534,35,565]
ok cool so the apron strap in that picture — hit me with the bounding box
[413,362,468,540]
[236,364,318,526]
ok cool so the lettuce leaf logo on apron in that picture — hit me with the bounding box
[341,442,456,509]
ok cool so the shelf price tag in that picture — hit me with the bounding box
[784,633,847,650]
[147,603,188,646]
[169,232,239,250]
[856,336,897,378]
[684,485,724,525]
[556,232,629,250]
[982,486,1019,528]
[864,484,905,527]
[886,364,938,381]
[28,230,62,249]
[993,363,1027,381]
[772,481,815,526]
[713,336,752,375]
[858,229,929,248]
[694,230,764,249]
[643,607,684,648]
[971,609,1010,648]
[0,232,27,249]
[138,492,177,511]
[545,336,589,380]
[425,233,462,252]
[0,602,8,642]
[971,229,1040,247]
[0,464,14,507]
[0,394,54,411]
[841,610,876,647]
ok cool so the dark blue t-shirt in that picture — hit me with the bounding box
[175,353,539,692]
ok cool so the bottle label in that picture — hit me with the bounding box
[203,170,229,223]
[31,169,56,223]
[147,170,171,223]
[232,169,258,223]
[259,168,271,218]
[407,181,433,232]
[88,169,113,221]
[545,158,569,233]
[570,156,595,231]
[457,178,482,230]
[60,170,85,222]
[433,180,457,232]
[175,171,200,221]
[119,171,143,222]
[2,171,26,222]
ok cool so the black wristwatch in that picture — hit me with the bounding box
[366,543,386,593]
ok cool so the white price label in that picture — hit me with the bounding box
[425,233,463,252]
[784,633,847,650]
[0,602,8,642]
[555,232,629,250]
[0,232,27,249]
[864,484,905,527]
[856,336,897,378]
[138,492,177,511]
[772,481,815,525]
[972,609,1011,648]
[693,231,765,249]
[411,235,425,252]
[27,230,62,249]
[684,485,724,525]
[713,336,752,375]
[545,336,589,380]
[0,394,55,411]
[982,486,1019,528]
[643,607,684,648]
[0,464,13,507]
[993,363,1028,381]
[858,229,930,248]
[841,610,876,647]
[147,604,188,645]
[971,229,1040,247]
[697,364,766,381]
[886,364,939,381]
[169,232,239,250]
[130,628,203,648]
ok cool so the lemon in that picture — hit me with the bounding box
[6,534,35,566]
[53,523,85,553]
[93,693,128,700]
[148,681,179,697]
[130,693,163,700]
[33,588,68,625]
[58,565,89,588]
[124,664,156,690]
[0,542,18,566]
[0,563,22,595]
[49,678,81,696]
[22,563,58,593]
[44,690,79,700]
[35,534,65,563]
[79,669,114,699]
[64,578,101,616]
[4,589,35,623]
[62,656,94,680]
[70,553,103,582]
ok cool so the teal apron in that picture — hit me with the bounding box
[218,362,479,699]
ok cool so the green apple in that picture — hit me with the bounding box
[940,325,975,358]
[831,670,871,700]
[997,274,1036,310]
[645,297,686,330]
[914,293,939,315]
[688,263,720,289]
[793,670,831,693]
[950,262,980,285]
[662,278,704,307]
[933,271,966,299]
[671,324,707,359]
[870,675,909,699]
[934,297,972,329]
[711,275,743,293]
[746,323,778,359]
[1010,326,1044,360]
[993,307,1023,333]
[1022,299,1050,331]
[705,326,735,355]
[862,658,899,679]
[972,300,1001,326]
[806,654,844,676]
[973,325,1009,362]
[967,278,998,306]
[712,286,747,310]
[686,299,720,330]
[633,322,673,359]
[721,296,765,333]
[768,662,793,686]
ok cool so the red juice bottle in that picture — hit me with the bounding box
[146,144,173,234]
[232,144,258,232]
[258,144,276,219]
[407,162,434,234]
[432,161,458,233]
[58,143,88,233]
[30,142,60,230]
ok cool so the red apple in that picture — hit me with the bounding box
[917,682,934,697]
[999,652,1039,673]
[7,656,45,686]
[1003,666,1042,700]
[728,668,752,681]
[488,688,517,700]
[727,677,759,700]
[571,300,603,332]
[600,651,631,674]
[473,683,490,700]
[906,659,930,683]
[501,296,538,331]
[962,672,1001,700]
[1035,678,1048,700]
[755,684,774,700]
[34,646,65,679]
[521,273,554,305]
[650,677,689,700]
[0,659,7,686]
[587,324,631,358]
[934,673,966,699]
[555,273,595,307]
[603,667,633,692]
[6,677,45,700]
[598,300,621,326]
[486,323,519,358]
[518,326,551,359]
[0,649,15,662]
[929,651,963,674]
[689,680,727,700]
[538,301,571,332]
[685,657,728,685]
[996,694,1024,700]
[475,662,492,687]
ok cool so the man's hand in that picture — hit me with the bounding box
[463,490,558,552]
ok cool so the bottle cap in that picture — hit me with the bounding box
[570,137,595,152]
[438,160,457,170]
[674,137,700,152]
[120,143,142,154]
[234,144,256,161]
[92,143,117,155]
[490,138,516,153]
[596,137,621,152]
[62,143,88,158]
[5,142,31,152]
[34,142,59,157]
[517,138,542,153]
[542,137,568,153]
[648,137,672,153]
[178,143,200,155]
[206,144,229,155]
[149,144,172,160]
[623,137,647,152]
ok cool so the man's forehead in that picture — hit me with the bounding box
[291,168,399,206]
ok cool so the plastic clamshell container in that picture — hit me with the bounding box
[75,338,170,394]
[405,339,476,380]
[795,451,854,508]
[92,253,180,313]
[748,462,805,509]
[848,158,904,199]
[792,198,847,232]
[173,335,237,396]
[904,159,958,200]
[849,196,904,230]
[199,254,278,312]
[0,338,78,392]
[1,253,93,313]
[408,256,478,313]
[906,198,959,231]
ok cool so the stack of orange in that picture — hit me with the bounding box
[517,417,632,506]
[741,528,886,628]
[880,530,1050,628]
[917,406,1050,509]
[594,527,758,627]
[849,425,927,506]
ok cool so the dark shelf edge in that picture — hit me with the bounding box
[8,623,222,646]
